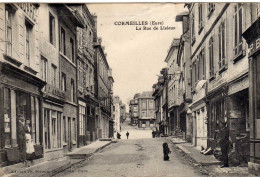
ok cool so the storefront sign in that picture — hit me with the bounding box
[228,75,249,95]
[208,75,226,93]
[248,35,260,57]
[45,84,65,100]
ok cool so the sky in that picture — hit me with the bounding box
[88,3,186,111]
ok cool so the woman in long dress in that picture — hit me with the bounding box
[25,119,35,155]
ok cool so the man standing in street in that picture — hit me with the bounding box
[17,115,26,163]
[218,120,229,168]
[126,131,129,139]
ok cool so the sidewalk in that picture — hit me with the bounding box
[3,139,114,177]
[169,137,253,176]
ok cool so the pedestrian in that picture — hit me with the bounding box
[218,120,229,168]
[25,119,35,156]
[163,142,171,161]
[126,131,129,139]
[152,130,155,138]
[117,132,121,139]
[17,115,27,163]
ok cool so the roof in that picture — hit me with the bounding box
[139,91,154,98]
[175,11,189,22]
[164,39,180,63]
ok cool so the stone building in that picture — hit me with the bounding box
[138,91,156,129]
[187,2,251,163]
[129,93,140,125]
[94,37,111,139]
[242,3,260,176]
[108,69,114,138]
[0,3,45,165]
[153,75,166,134]
[175,11,192,142]
[69,4,98,147]
[113,96,122,134]
[164,38,180,136]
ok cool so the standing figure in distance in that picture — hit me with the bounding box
[117,132,121,139]
[163,142,171,161]
[126,131,129,139]
[152,130,155,138]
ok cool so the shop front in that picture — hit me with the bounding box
[190,80,207,148]
[42,84,65,160]
[206,83,228,149]
[243,20,260,175]
[0,62,45,166]
[227,73,249,166]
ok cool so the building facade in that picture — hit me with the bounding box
[0,3,45,165]
[0,3,114,167]
[153,75,165,134]
[138,91,156,129]
[113,96,122,134]
[94,37,111,139]
[71,4,98,147]
[164,39,180,136]
[175,11,192,142]
[242,3,260,175]
[186,2,251,163]
[129,93,140,125]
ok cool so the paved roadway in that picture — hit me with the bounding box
[60,137,202,177]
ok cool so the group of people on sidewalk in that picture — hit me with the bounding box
[17,115,35,163]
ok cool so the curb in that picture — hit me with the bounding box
[52,141,113,177]
[170,139,221,166]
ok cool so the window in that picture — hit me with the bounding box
[218,21,226,69]
[71,79,75,103]
[72,118,76,142]
[61,73,66,91]
[44,109,51,149]
[149,100,154,109]
[56,112,61,148]
[234,3,243,56]
[5,7,14,56]
[209,37,214,76]
[51,64,57,87]
[41,57,47,82]
[3,88,11,147]
[89,68,92,91]
[70,38,75,63]
[79,105,86,136]
[257,4,260,18]
[208,3,215,17]
[198,3,204,33]
[198,49,205,80]
[142,112,146,117]
[85,64,89,88]
[60,27,65,54]
[113,106,115,111]
[191,13,195,45]
[78,61,83,90]
[142,101,146,109]
[63,116,67,142]
[49,13,55,45]
[51,111,57,148]
[25,21,33,66]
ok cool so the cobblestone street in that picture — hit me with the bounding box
[58,137,202,177]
